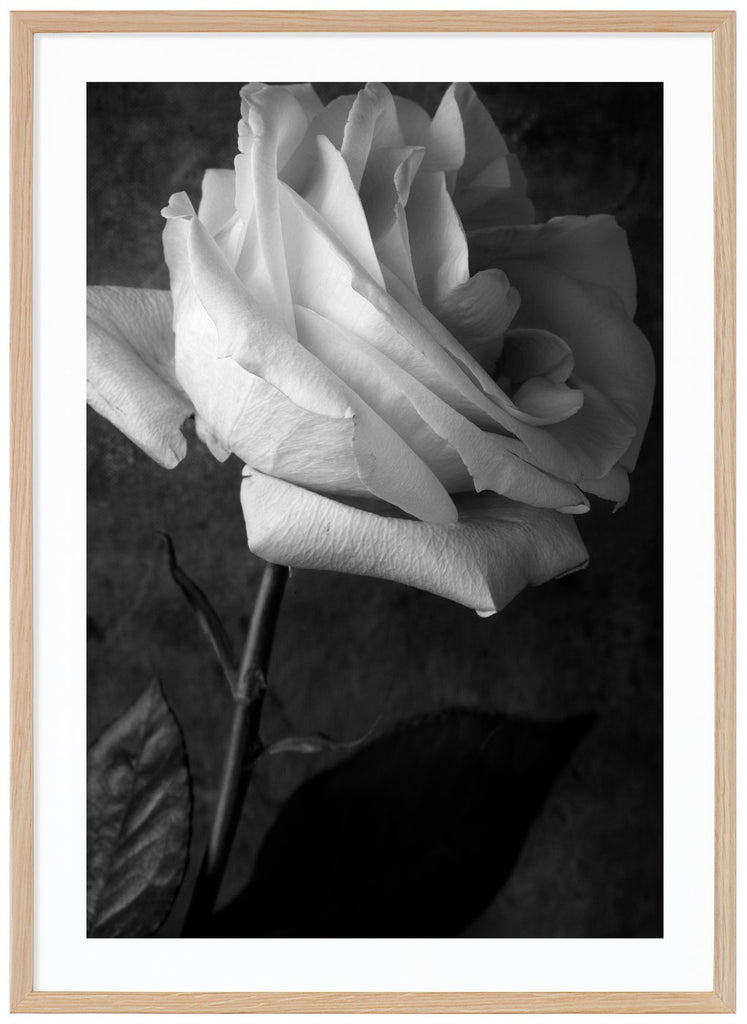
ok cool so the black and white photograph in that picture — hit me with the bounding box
[86,80,662,940]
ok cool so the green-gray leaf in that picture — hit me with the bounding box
[87,679,192,937]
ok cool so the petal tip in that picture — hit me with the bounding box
[162,192,195,220]
[554,557,590,580]
[559,501,590,515]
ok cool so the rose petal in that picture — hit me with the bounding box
[579,465,630,508]
[194,414,231,462]
[87,286,192,468]
[386,272,620,488]
[164,200,350,418]
[278,184,482,406]
[430,83,533,226]
[469,152,520,191]
[238,83,310,168]
[457,188,536,231]
[309,94,356,148]
[295,308,457,523]
[470,220,654,469]
[381,267,592,442]
[234,84,307,334]
[404,174,522,374]
[187,356,446,517]
[501,328,575,385]
[165,200,455,521]
[281,94,357,192]
[294,304,588,513]
[393,96,431,145]
[279,185,519,425]
[303,135,385,287]
[212,213,244,269]
[168,205,320,468]
[184,353,362,493]
[432,270,519,371]
[422,85,466,175]
[297,309,469,493]
[511,377,584,421]
[359,145,424,292]
[543,375,637,480]
[457,155,531,222]
[452,83,510,186]
[165,218,428,506]
[241,470,590,616]
[453,83,524,193]
[340,83,404,189]
[470,214,637,316]
[159,247,372,497]
[277,186,601,485]
[280,82,324,121]
[197,168,236,235]
[360,146,424,238]
[406,170,469,305]
[162,273,364,493]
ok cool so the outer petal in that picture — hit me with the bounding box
[469,216,655,469]
[455,156,534,228]
[86,286,192,468]
[470,215,637,316]
[542,377,636,480]
[428,83,534,226]
[448,83,507,188]
[579,465,630,508]
[241,470,590,616]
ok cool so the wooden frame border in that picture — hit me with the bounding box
[9,10,736,1014]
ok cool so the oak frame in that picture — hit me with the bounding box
[9,9,736,1014]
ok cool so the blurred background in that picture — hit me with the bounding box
[87,82,662,937]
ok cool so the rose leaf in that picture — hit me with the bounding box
[87,679,193,937]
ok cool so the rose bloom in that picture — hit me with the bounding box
[87,82,654,616]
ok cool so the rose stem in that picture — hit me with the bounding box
[183,560,289,934]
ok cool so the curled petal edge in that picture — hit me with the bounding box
[241,470,590,616]
[87,286,193,468]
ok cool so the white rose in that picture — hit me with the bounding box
[87,82,654,615]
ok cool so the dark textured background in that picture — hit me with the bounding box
[87,82,663,937]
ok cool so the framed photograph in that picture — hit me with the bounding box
[10,9,735,1013]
